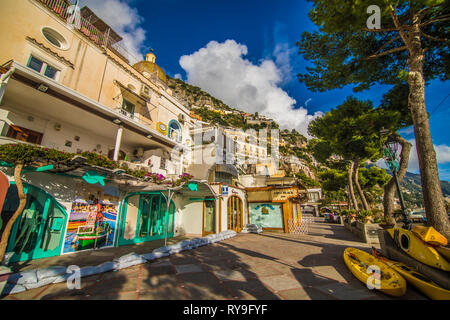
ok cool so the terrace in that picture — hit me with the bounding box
[36,0,189,107]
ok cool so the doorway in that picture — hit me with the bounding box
[118,192,175,246]
[2,184,67,262]
[227,196,243,232]
[202,199,216,236]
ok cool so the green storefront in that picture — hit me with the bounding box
[116,192,175,246]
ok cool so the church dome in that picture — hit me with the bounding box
[133,50,167,83]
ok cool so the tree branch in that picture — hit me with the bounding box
[390,5,413,51]
[421,31,450,43]
[361,27,409,33]
[420,16,450,27]
[374,35,401,56]
[364,46,408,60]
[416,3,444,18]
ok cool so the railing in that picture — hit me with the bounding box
[36,0,190,110]
[38,0,107,47]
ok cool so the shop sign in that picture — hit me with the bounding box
[271,188,298,202]
[221,185,229,196]
[157,122,168,135]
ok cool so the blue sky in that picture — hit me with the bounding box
[83,0,450,180]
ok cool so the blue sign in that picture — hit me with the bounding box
[222,185,229,196]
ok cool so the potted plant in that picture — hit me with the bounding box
[356,210,372,224]
[378,215,396,229]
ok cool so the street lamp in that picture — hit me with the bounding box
[380,128,412,230]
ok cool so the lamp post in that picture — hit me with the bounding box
[380,128,412,230]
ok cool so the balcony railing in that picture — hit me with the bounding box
[36,0,190,113]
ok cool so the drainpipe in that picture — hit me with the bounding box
[113,125,123,161]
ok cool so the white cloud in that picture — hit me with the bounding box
[179,40,320,135]
[82,0,146,61]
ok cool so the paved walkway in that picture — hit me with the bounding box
[1,218,428,300]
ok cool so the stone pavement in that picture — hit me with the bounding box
[1,218,428,300]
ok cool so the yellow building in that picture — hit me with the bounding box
[0,0,193,177]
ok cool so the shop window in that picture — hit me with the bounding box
[6,125,43,145]
[27,56,60,80]
[119,193,175,245]
[1,184,67,263]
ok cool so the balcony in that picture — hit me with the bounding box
[36,0,189,106]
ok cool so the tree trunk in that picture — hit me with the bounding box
[353,158,370,211]
[0,164,26,263]
[383,134,412,223]
[408,17,450,241]
[348,161,359,211]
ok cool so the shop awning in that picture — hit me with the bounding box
[127,179,218,199]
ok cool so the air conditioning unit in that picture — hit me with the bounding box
[140,84,151,99]
[178,113,186,123]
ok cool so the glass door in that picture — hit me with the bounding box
[203,200,216,236]
[118,193,176,246]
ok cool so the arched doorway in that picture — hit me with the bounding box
[1,184,68,262]
[227,196,243,232]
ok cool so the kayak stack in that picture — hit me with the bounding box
[343,226,450,300]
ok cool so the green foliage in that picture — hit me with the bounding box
[297,1,449,92]
[359,166,391,189]
[319,168,348,192]
[295,171,321,187]
[79,151,117,169]
[356,209,373,223]
[0,144,150,181]
[0,144,72,165]
[308,96,385,163]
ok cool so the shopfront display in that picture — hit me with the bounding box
[117,192,175,246]
[63,185,119,254]
[2,184,67,263]
[249,202,283,229]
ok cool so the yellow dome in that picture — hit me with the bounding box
[133,51,167,83]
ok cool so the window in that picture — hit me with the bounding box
[168,120,182,143]
[6,125,43,145]
[27,56,60,80]
[121,99,135,118]
[42,27,68,50]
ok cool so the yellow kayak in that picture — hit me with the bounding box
[387,228,450,271]
[436,246,450,262]
[412,226,448,247]
[343,247,406,297]
[376,255,450,300]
